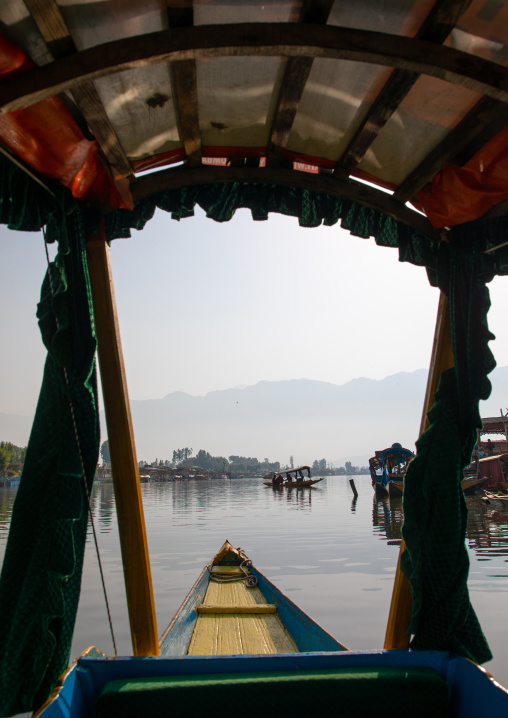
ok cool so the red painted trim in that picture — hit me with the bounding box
[282,150,335,170]
[202,146,266,159]
[132,149,186,173]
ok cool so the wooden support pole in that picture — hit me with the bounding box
[86,226,159,656]
[384,291,454,649]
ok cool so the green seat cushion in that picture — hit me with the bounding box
[96,666,450,718]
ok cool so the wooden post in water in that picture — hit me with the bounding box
[384,292,454,649]
[86,224,159,657]
[349,478,358,497]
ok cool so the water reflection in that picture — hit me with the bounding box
[372,495,403,545]
[370,490,508,561]
[271,485,314,510]
[1,476,508,687]
[0,487,17,538]
[466,495,508,562]
[89,483,115,535]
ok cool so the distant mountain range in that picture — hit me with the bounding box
[2,366,508,468]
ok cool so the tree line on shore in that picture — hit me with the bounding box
[1,440,369,478]
[101,443,368,475]
[0,442,27,477]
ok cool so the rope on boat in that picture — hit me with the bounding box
[44,240,118,656]
[209,558,259,588]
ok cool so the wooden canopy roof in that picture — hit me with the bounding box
[2,0,508,239]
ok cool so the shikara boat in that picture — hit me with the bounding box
[461,476,489,496]
[3,2,508,716]
[263,465,324,488]
[369,444,414,498]
[277,477,324,488]
[476,455,508,490]
[371,447,488,498]
[264,478,324,488]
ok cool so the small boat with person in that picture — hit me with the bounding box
[369,444,414,498]
[263,465,324,488]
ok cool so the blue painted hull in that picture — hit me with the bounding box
[36,649,508,718]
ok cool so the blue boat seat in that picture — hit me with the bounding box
[95,666,450,717]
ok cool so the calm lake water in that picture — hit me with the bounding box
[1,475,508,687]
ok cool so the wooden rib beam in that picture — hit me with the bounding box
[267,1,334,165]
[170,61,201,166]
[267,56,314,164]
[335,0,473,178]
[2,24,508,113]
[129,164,444,241]
[23,0,133,179]
[395,97,508,202]
[167,3,202,167]
[70,83,134,178]
[335,70,418,178]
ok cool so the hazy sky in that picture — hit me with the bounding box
[1,206,508,417]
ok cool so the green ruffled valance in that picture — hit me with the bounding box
[105,181,438,269]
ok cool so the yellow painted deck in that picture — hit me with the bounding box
[187,569,298,656]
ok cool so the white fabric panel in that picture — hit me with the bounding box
[287,58,392,161]
[195,0,299,25]
[360,76,481,185]
[198,56,286,148]
[57,0,166,50]
[94,65,180,161]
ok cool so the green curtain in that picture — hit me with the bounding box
[401,241,496,663]
[0,159,100,716]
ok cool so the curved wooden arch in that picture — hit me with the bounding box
[129,165,444,242]
[1,23,508,113]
